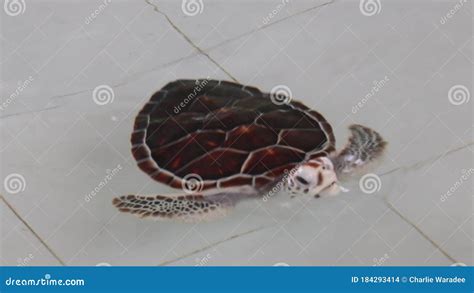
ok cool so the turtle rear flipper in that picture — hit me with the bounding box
[112,194,233,223]
[331,124,387,176]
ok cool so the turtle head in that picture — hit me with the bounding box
[286,157,348,198]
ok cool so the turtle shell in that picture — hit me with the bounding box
[131,79,335,191]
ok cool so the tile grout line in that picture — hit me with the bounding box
[0,0,336,118]
[379,141,474,178]
[4,1,468,266]
[0,105,62,120]
[377,141,474,264]
[382,198,457,263]
[0,51,203,121]
[204,0,336,52]
[144,0,238,82]
[157,226,269,266]
[0,195,66,266]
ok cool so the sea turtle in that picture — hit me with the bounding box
[113,79,386,222]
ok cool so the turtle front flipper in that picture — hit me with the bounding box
[112,194,233,223]
[330,124,387,176]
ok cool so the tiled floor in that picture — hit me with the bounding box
[1,0,472,266]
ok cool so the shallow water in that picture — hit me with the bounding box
[0,0,472,266]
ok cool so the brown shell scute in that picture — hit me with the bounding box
[151,131,226,171]
[131,79,335,191]
[223,124,277,151]
[242,146,306,175]
[202,107,259,130]
[176,149,248,180]
[256,109,320,130]
[279,129,328,152]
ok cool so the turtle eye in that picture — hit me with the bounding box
[322,162,332,171]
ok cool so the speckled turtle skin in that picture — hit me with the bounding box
[130,79,336,192]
